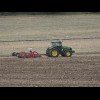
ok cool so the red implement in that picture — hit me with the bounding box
[12,51,47,58]
[18,51,42,58]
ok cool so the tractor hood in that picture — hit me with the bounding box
[47,46,58,49]
[62,46,72,50]
[47,46,72,49]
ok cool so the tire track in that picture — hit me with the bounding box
[0,37,100,42]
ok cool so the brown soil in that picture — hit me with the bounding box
[0,55,100,87]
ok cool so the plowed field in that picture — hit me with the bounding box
[0,55,100,87]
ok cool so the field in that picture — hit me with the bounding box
[0,14,100,87]
[0,56,100,87]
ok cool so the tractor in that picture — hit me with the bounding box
[46,40,75,57]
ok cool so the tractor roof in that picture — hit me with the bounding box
[51,40,61,43]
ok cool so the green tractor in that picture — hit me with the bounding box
[46,40,75,57]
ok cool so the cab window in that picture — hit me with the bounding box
[52,42,62,46]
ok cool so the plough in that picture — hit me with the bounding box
[12,51,47,58]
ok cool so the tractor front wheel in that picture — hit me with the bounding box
[62,51,72,57]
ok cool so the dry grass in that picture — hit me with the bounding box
[0,14,100,56]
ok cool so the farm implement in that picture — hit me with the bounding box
[12,40,75,58]
[12,48,46,58]
[12,51,43,58]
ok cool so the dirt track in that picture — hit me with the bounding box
[0,55,100,87]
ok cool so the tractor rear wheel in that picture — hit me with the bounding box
[49,49,59,57]
[62,51,72,57]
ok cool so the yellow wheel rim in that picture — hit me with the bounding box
[66,51,71,57]
[52,50,58,56]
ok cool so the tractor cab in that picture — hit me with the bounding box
[51,40,62,47]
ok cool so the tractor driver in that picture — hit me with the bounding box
[28,48,33,52]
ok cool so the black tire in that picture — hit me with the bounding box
[46,49,51,57]
[61,53,65,57]
[12,52,17,56]
[17,53,21,58]
[48,48,59,57]
[17,53,24,58]
[61,51,72,57]
[16,53,19,56]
